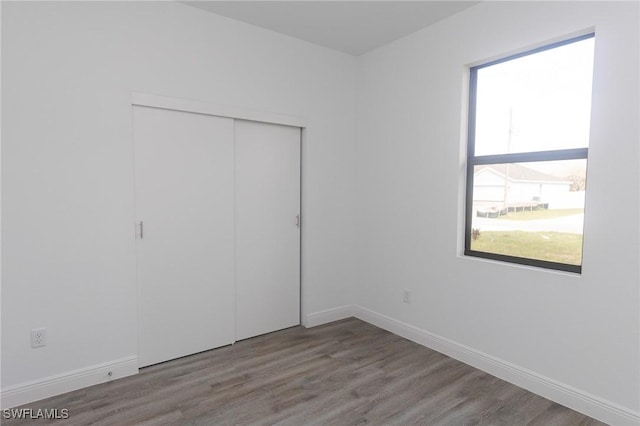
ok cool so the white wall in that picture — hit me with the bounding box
[1,1,356,392]
[356,0,639,420]
[3,1,639,422]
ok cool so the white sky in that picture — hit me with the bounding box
[474,37,595,159]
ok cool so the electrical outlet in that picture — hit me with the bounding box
[403,289,411,304]
[31,328,47,348]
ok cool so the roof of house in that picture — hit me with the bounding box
[475,164,568,183]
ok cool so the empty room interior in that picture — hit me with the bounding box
[1,1,639,425]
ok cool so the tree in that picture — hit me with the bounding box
[566,169,586,191]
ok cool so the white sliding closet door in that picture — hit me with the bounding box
[234,120,301,341]
[134,106,235,367]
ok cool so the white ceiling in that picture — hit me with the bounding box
[181,1,479,56]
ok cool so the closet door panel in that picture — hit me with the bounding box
[134,106,235,367]
[235,120,301,341]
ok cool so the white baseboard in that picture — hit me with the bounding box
[4,308,639,425]
[308,304,639,425]
[303,305,354,328]
[1,356,139,409]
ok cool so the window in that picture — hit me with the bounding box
[465,33,595,273]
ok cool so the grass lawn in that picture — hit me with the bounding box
[471,231,583,265]
[498,208,583,221]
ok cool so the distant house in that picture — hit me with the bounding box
[473,164,572,212]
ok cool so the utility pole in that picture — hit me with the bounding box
[503,108,513,216]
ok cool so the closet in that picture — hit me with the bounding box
[133,99,301,367]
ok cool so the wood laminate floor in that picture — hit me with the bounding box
[3,318,606,425]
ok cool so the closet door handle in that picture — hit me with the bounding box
[139,221,144,239]
[296,215,300,228]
